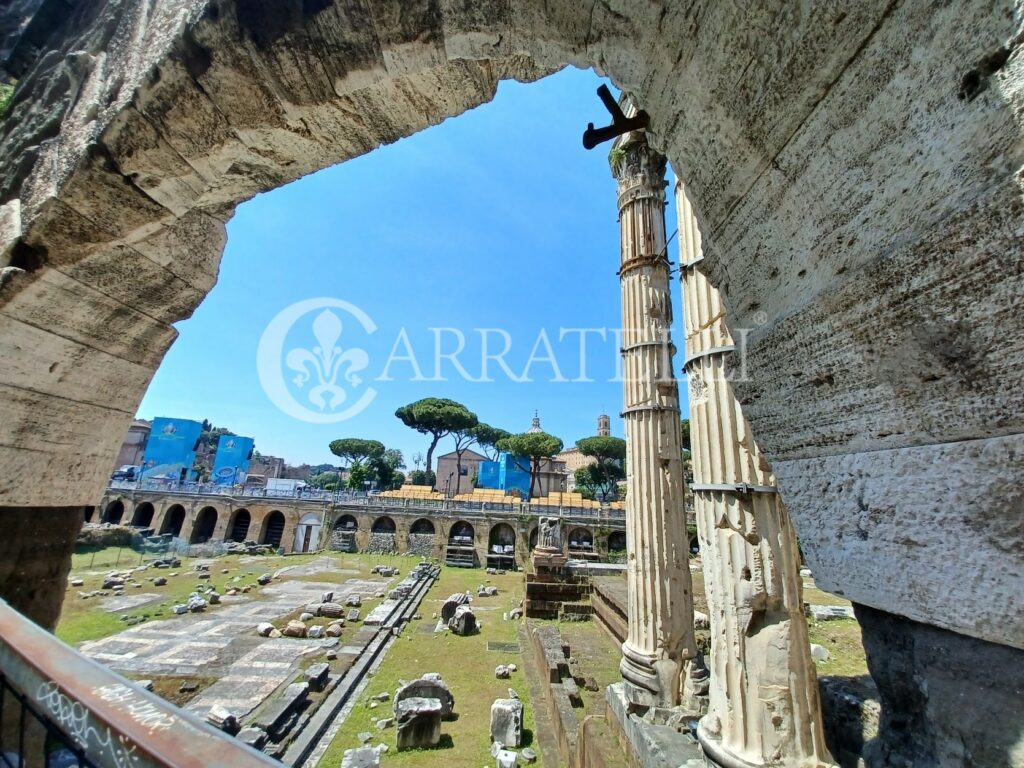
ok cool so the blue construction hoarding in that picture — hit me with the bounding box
[476,454,534,496]
[211,434,255,485]
[140,417,203,482]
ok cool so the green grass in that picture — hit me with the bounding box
[319,566,535,767]
[57,548,327,645]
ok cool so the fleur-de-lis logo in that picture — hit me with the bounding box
[257,299,377,424]
[285,310,369,412]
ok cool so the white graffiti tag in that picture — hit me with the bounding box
[36,682,140,768]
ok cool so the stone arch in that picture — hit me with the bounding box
[408,518,436,558]
[260,511,286,548]
[227,508,251,542]
[489,523,516,552]
[101,499,124,525]
[160,504,186,537]
[528,526,539,551]
[294,512,322,553]
[567,527,593,552]
[130,501,155,527]
[190,506,218,544]
[410,518,435,535]
[330,513,358,552]
[448,521,474,546]
[84,508,94,523]
[371,516,396,533]
[608,530,626,553]
[334,514,358,531]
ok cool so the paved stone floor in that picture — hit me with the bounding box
[101,592,163,612]
[80,571,393,719]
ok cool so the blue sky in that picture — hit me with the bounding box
[138,66,688,469]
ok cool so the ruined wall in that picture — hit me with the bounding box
[0,1,1021,751]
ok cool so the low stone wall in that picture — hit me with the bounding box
[407,533,434,557]
[366,532,396,554]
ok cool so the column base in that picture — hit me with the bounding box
[620,642,664,707]
[696,721,764,768]
[606,683,704,768]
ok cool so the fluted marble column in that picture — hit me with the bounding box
[676,180,835,767]
[613,128,695,708]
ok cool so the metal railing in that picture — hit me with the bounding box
[104,484,628,523]
[0,600,276,767]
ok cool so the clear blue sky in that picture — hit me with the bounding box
[138,66,688,469]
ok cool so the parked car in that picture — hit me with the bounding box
[111,465,140,481]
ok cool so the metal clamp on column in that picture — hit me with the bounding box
[620,340,674,354]
[689,482,778,494]
[683,345,735,370]
[681,255,704,270]
[619,404,673,417]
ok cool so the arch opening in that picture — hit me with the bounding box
[369,515,397,554]
[228,509,251,542]
[131,502,155,528]
[568,527,594,552]
[190,506,218,544]
[261,511,286,548]
[101,500,124,525]
[488,522,517,570]
[160,504,186,537]
[408,518,436,558]
[294,512,321,553]
[330,514,358,552]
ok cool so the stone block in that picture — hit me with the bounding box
[305,662,329,691]
[395,677,454,719]
[253,682,309,740]
[341,746,381,768]
[395,697,442,751]
[490,698,523,748]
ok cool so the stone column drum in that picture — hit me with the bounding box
[676,181,834,767]
[612,125,695,707]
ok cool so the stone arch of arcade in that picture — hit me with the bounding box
[1,3,1022,762]
[130,502,155,528]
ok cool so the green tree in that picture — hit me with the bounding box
[328,438,385,468]
[346,462,369,490]
[574,463,622,502]
[409,469,435,487]
[496,432,563,500]
[471,423,512,461]
[449,420,484,495]
[309,470,342,489]
[680,419,691,452]
[575,435,627,501]
[369,448,406,490]
[395,398,477,486]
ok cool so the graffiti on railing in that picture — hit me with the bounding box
[93,683,178,733]
[36,681,140,768]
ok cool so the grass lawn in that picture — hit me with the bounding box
[319,565,536,767]
[56,547,377,646]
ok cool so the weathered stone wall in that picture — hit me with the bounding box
[407,533,435,558]
[366,532,396,554]
[0,3,1021,757]
[0,507,83,629]
[856,603,1024,767]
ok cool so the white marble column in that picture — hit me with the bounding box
[613,127,695,708]
[676,180,835,767]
